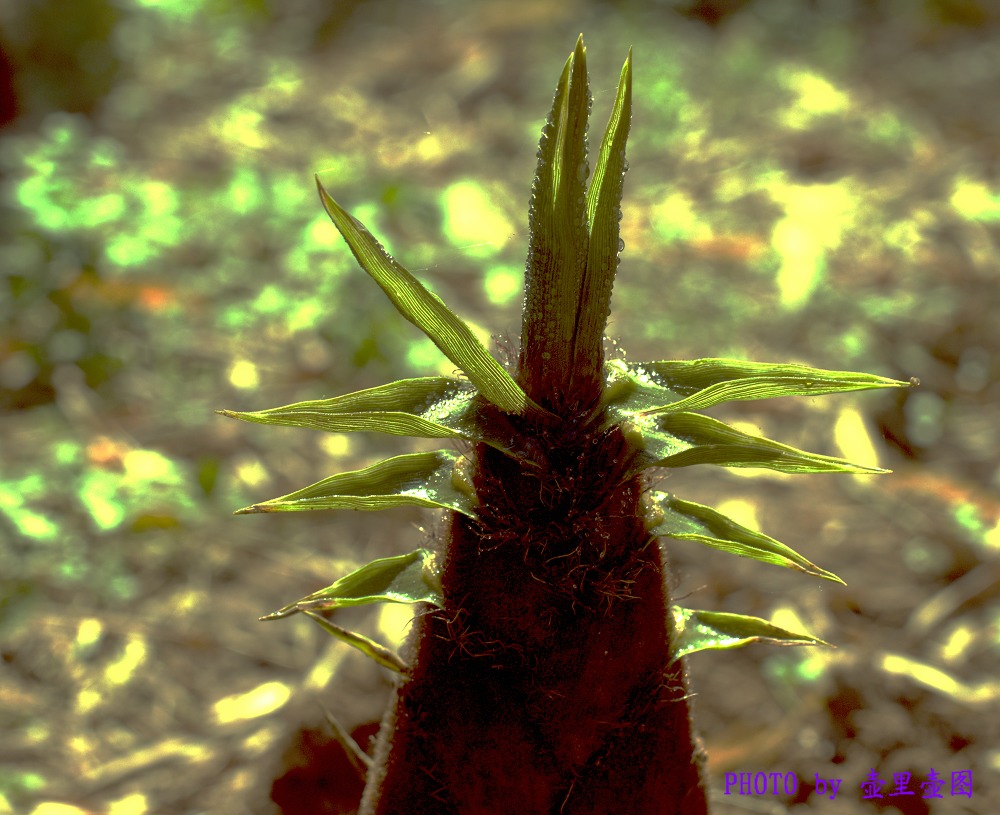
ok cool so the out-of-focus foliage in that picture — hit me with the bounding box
[2,0,999,812]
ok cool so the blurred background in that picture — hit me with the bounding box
[1,0,998,813]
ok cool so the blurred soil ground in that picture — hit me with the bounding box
[1,1,998,813]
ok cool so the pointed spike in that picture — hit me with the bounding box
[519,37,593,412]
[573,45,633,402]
[316,178,550,420]
[321,703,373,777]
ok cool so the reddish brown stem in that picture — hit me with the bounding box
[359,421,708,814]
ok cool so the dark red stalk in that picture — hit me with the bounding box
[361,426,708,813]
[359,38,709,815]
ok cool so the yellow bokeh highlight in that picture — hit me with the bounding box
[950,178,1000,221]
[781,69,850,128]
[105,636,148,686]
[715,498,760,532]
[770,181,856,309]
[108,793,149,815]
[833,405,881,479]
[440,181,514,257]
[228,359,260,390]
[213,681,291,724]
[28,804,89,815]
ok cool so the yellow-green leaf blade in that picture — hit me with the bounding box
[219,377,538,462]
[234,450,476,516]
[671,606,832,659]
[219,377,468,437]
[634,358,913,414]
[218,376,470,441]
[519,35,593,410]
[630,411,889,474]
[260,549,443,621]
[301,611,407,673]
[316,179,546,419]
[648,492,843,583]
[572,48,632,397]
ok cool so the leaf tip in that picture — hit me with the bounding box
[315,175,336,213]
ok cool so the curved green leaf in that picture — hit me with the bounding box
[316,179,549,420]
[671,606,831,659]
[219,377,537,463]
[519,35,593,408]
[648,492,843,583]
[644,358,912,398]
[603,358,913,416]
[625,411,888,474]
[571,48,632,394]
[260,548,443,621]
[301,611,407,673]
[320,706,372,776]
[220,377,468,436]
[234,450,477,516]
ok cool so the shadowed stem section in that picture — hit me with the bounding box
[360,429,708,815]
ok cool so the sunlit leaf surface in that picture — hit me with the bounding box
[234,450,476,516]
[671,606,831,659]
[649,492,843,583]
[220,377,470,436]
[301,611,407,673]
[316,179,548,420]
[261,548,442,620]
[574,47,632,391]
[220,377,535,461]
[625,410,889,474]
[519,37,592,405]
[604,358,912,416]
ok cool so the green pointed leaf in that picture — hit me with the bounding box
[220,377,468,437]
[648,492,843,583]
[624,410,888,474]
[301,610,407,673]
[585,49,632,240]
[519,35,593,408]
[603,358,685,415]
[320,706,372,776]
[316,179,548,420]
[671,606,832,659]
[219,376,538,463]
[604,358,912,415]
[571,48,632,396]
[260,548,443,621]
[644,358,912,398]
[234,450,477,516]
